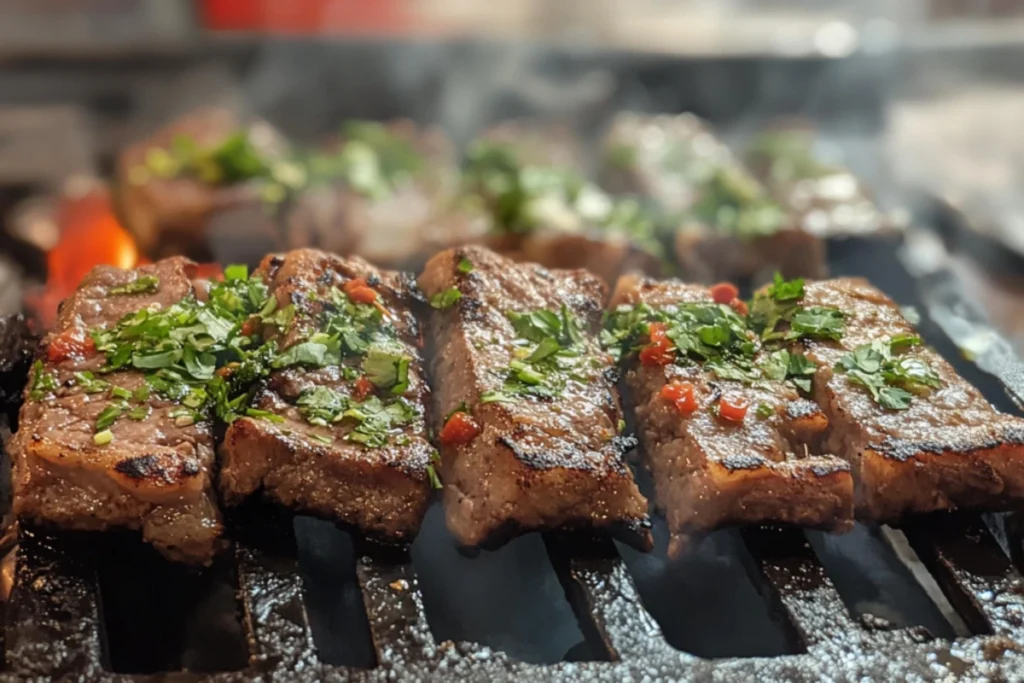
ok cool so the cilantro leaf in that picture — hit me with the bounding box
[362,344,412,393]
[109,275,159,296]
[430,288,462,310]
[788,306,844,341]
[457,257,474,274]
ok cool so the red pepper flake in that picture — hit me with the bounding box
[353,376,375,401]
[659,381,698,416]
[639,321,674,366]
[46,327,96,363]
[710,282,739,305]
[439,411,480,446]
[718,395,749,423]
[343,277,379,305]
[729,297,749,316]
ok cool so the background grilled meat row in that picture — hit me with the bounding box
[609,276,854,557]
[220,249,435,543]
[11,257,223,564]
[116,112,901,288]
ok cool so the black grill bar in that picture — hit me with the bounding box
[543,536,673,662]
[903,515,1024,638]
[354,549,436,666]
[233,518,317,673]
[740,527,861,650]
[5,528,104,678]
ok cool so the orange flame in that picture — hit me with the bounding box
[26,187,144,328]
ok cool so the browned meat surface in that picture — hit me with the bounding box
[674,225,826,283]
[599,112,827,283]
[114,109,285,260]
[11,257,222,564]
[745,125,902,238]
[219,249,433,541]
[486,231,663,288]
[418,246,651,549]
[800,278,1024,521]
[609,276,853,557]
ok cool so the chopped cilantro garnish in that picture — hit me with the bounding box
[29,361,58,401]
[835,336,940,410]
[74,371,110,394]
[93,429,113,446]
[426,460,443,490]
[245,408,285,423]
[756,402,774,419]
[362,344,411,394]
[430,287,462,310]
[748,273,843,342]
[486,305,596,402]
[109,275,159,296]
[457,257,474,274]
[310,433,334,445]
[296,387,419,448]
[95,403,125,431]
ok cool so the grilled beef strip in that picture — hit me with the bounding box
[418,246,652,550]
[599,112,826,283]
[219,249,434,542]
[798,277,1024,521]
[11,257,223,564]
[115,109,290,261]
[608,276,854,557]
[745,125,901,239]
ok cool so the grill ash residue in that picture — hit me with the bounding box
[409,503,587,663]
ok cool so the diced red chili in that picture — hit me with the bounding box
[343,277,378,304]
[729,297,749,316]
[719,395,749,423]
[46,328,96,363]
[439,411,480,446]
[240,317,260,337]
[710,282,739,305]
[353,376,375,401]
[639,321,674,366]
[660,381,698,416]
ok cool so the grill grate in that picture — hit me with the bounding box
[4,234,1024,681]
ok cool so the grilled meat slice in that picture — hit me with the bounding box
[219,249,433,542]
[418,246,652,550]
[800,278,1024,521]
[599,112,826,283]
[115,109,288,260]
[745,125,902,238]
[11,257,222,564]
[609,276,853,557]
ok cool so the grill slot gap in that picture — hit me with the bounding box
[411,503,587,664]
[805,525,957,638]
[616,520,798,658]
[95,534,249,673]
[292,516,377,668]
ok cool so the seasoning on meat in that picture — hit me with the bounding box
[218,249,434,542]
[599,112,826,283]
[419,246,652,550]
[11,257,225,564]
[606,275,854,557]
[794,277,1024,520]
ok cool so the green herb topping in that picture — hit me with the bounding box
[480,305,596,403]
[34,263,418,448]
[835,335,941,410]
[748,273,844,342]
[430,287,462,310]
[109,275,160,297]
[296,386,419,447]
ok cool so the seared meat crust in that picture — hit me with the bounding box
[802,278,1024,520]
[218,249,433,542]
[419,246,652,550]
[11,257,222,564]
[610,275,853,556]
